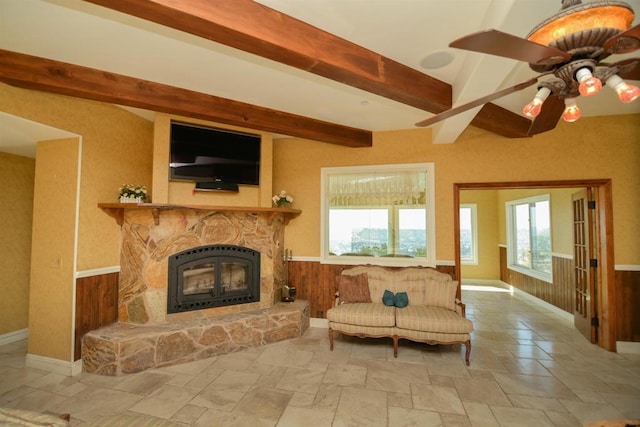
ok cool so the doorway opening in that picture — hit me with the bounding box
[453,180,616,352]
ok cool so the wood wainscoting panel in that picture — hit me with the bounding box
[615,269,640,342]
[287,261,456,319]
[74,272,119,360]
[500,246,574,314]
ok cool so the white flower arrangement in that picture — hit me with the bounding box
[272,190,293,207]
[119,184,147,203]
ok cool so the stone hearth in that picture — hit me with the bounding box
[86,203,305,375]
[82,300,309,375]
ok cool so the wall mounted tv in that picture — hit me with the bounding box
[169,122,261,190]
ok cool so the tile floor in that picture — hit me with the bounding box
[1,284,639,426]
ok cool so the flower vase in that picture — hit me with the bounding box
[276,201,292,208]
[119,196,144,203]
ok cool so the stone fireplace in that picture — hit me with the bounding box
[83,204,309,375]
[117,206,289,324]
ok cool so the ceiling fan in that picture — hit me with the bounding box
[416,0,640,131]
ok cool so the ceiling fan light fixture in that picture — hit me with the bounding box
[605,74,640,103]
[576,67,602,96]
[562,98,581,122]
[527,2,635,48]
[522,86,552,118]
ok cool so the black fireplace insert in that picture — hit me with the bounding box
[167,244,260,314]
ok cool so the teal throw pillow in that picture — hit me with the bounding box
[394,292,409,308]
[382,289,395,306]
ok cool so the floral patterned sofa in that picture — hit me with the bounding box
[326,265,473,365]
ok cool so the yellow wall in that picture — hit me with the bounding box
[274,114,640,265]
[0,152,34,335]
[460,190,499,280]
[1,83,153,361]
[28,138,79,360]
[152,114,274,207]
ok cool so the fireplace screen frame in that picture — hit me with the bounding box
[167,244,260,314]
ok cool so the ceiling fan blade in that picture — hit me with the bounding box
[450,29,571,66]
[610,58,640,81]
[415,76,540,127]
[528,94,564,136]
[603,24,640,54]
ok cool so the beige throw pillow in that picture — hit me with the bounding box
[337,273,371,304]
[424,279,458,311]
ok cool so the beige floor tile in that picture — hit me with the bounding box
[333,386,387,427]
[490,406,555,426]
[171,404,208,424]
[388,406,442,426]
[2,286,640,426]
[255,346,314,368]
[462,401,499,427]
[507,393,568,413]
[322,363,367,387]
[192,408,276,427]
[50,386,143,423]
[411,383,465,415]
[287,391,315,408]
[310,382,342,412]
[128,384,200,419]
[493,372,576,398]
[453,377,511,406]
[560,399,627,424]
[275,366,325,394]
[599,392,640,419]
[276,405,335,427]
[232,387,292,421]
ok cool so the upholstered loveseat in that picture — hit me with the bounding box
[326,265,473,365]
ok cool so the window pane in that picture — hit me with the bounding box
[531,200,551,274]
[329,209,388,256]
[515,204,531,267]
[398,208,426,257]
[460,207,473,261]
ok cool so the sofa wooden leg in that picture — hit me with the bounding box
[464,340,471,366]
[393,335,399,358]
[329,328,334,351]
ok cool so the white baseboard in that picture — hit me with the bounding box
[25,353,83,377]
[310,318,328,328]
[499,281,574,323]
[461,278,501,286]
[616,341,640,354]
[0,328,28,346]
[75,265,120,279]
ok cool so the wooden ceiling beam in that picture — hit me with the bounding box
[0,49,372,148]
[82,0,452,114]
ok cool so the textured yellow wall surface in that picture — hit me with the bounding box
[274,114,639,265]
[0,152,34,335]
[28,138,79,360]
[1,83,153,360]
[460,190,500,280]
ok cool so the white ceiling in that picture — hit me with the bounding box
[1,0,639,157]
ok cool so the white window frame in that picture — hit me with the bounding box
[320,162,436,267]
[505,194,552,283]
[460,204,478,265]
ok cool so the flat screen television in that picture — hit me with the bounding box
[169,121,261,188]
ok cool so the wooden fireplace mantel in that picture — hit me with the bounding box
[98,202,301,226]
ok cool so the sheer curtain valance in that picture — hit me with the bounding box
[328,170,426,207]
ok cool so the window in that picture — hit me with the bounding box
[460,204,477,265]
[506,195,552,281]
[321,163,435,266]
